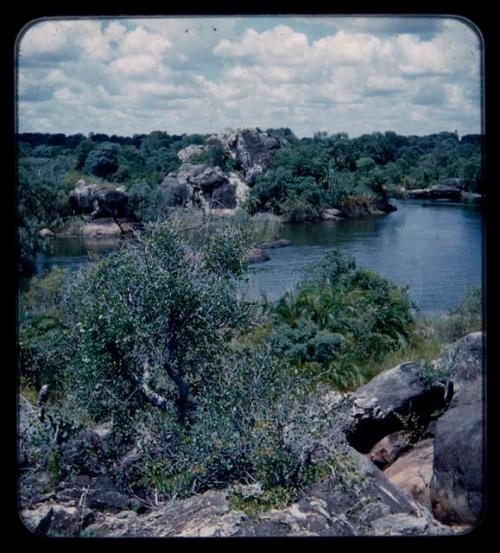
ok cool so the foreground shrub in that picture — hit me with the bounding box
[123,348,329,502]
[62,221,252,426]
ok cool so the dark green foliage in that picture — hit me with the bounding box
[75,138,95,169]
[270,251,415,390]
[17,154,77,274]
[24,221,338,503]
[83,142,120,178]
[246,130,483,216]
[131,349,319,501]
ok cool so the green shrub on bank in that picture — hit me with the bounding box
[269,250,415,390]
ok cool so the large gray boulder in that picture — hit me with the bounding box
[69,180,129,218]
[209,183,237,209]
[177,164,229,192]
[177,144,206,163]
[160,174,193,207]
[430,377,484,525]
[437,331,483,391]
[346,362,449,453]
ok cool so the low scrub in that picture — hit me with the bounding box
[268,250,415,390]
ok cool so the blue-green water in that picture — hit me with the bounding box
[36,199,483,315]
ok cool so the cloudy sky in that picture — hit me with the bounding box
[17,16,482,138]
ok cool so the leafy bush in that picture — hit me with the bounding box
[62,222,252,425]
[24,222,353,504]
[83,142,120,178]
[129,348,321,502]
[18,267,71,394]
[270,250,415,390]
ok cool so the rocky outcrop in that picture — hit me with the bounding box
[211,128,281,185]
[210,183,238,209]
[161,164,234,212]
[345,332,484,529]
[177,144,206,163]
[346,362,450,453]
[40,448,450,537]
[20,474,146,536]
[160,128,279,215]
[177,164,229,192]
[407,178,464,200]
[430,377,484,525]
[69,180,130,219]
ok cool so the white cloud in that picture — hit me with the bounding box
[17,17,482,137]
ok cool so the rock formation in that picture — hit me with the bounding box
[19,332,484,537]
[69,180,130,219]
[159,128,281,215]
[407,178,464,200]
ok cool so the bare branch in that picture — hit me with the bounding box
[129,361,169,412]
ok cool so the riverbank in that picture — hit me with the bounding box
[35,199,482,315]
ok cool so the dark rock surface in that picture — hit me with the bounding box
[346,362,448,452]
[69,180,130,218]
[213,127,281,184]
[407,179,463,200]
[438,331,483,390]
[81,450,451,537]
[368,431,411,468]
[209,183,238,209]
[247,248,271,264]
[430,377,484,525]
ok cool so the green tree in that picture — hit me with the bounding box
[75,138,95,170]
[63,222,252,425]
[83,142,120,178]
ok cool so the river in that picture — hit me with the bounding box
[35,199,483,316]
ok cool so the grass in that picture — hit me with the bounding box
[361,334,444,384]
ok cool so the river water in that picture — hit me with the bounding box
[36,199,483,316]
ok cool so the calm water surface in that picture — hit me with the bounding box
[36,199,483,316]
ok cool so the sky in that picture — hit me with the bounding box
[16,16,482,138]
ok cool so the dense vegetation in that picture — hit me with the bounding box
[268,251,415,390]
[17,129,482,274]
[246,130,482,219]
[18,211,483,507]
[17,222,419,503]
